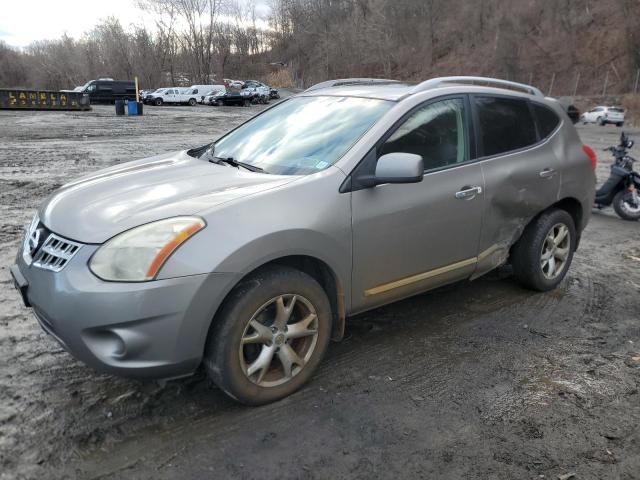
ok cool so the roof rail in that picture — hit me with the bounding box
[409,76,544,97]
[304,78,401,92]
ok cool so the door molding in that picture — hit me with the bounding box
[364,244,498,297]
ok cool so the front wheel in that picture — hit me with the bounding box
[216,99,224,107]
[155,98,163,106]
[188,98,197,106]
[203,266,332,405]
[597,117,605,126]
[511,209,576,291]
[243,98,251,107]
[613,189,640,221]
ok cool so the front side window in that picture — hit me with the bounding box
[379,98,467,171]
[212,96,392,175]
[474,96,537,157]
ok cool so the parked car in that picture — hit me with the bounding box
[11,76,595,406]
[138,89,155,101]
[79,78,136,103]
[224,79,245,89]
[581,106,625,126]
[189,85,225,104]
[144,87,201,106]
[242,80,271,104]
[204,90,252,107]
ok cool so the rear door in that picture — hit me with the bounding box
[472,95,562,277]
[350,96,485,312]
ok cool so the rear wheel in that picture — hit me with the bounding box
[616,122,624,127]
[243,98,251,107]
[613,189,640,221]
[511,209,576,291]
[597,116,605,126]
[203,266,332,405]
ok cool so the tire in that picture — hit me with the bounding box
[616,122,624,127]
[203,266,332,405]
[155,98,163,106]
[613,190,640,221]
[216,99,224,107]
[597,117,605,126]
[243,98,251,107]
[511,209,576,291]
[188,98,197,106]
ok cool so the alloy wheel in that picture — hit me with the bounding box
[239,294,319,387]
[540,223,570,279]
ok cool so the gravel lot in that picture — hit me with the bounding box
[0,102,639,480]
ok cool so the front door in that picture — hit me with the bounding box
[350,96,485,312]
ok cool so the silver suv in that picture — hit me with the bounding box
[11,77,596,405]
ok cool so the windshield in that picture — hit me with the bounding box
[211,95,392,175]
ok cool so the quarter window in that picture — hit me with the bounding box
[532,103,560,139]
[379,98,467,171]
[474,96,537,156]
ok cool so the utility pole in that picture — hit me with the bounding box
[548,73,555,96]
[572,72,580,97]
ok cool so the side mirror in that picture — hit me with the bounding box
[372,152,424,186]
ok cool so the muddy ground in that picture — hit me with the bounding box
[0,102,639,480]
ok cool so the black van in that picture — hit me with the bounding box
[80,79,137,103]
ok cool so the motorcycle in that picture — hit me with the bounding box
[595,132,640,221]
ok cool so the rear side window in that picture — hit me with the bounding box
[474,96,537,157]
[532,103,560,139]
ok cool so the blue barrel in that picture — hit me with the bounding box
[127,100,138,115]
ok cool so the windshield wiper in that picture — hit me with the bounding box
[209,156,265,173]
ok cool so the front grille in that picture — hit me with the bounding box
[32,233,82,272]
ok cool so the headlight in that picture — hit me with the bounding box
[89,216,205,281]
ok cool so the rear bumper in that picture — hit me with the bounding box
[13,245,239,379]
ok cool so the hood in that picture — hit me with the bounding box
[40,150,296,243]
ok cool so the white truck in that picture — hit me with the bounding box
[144,87,202,106]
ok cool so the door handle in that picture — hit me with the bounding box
[455,185,483,200]
[539,168,556,179]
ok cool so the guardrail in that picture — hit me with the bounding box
[0,89,91,111]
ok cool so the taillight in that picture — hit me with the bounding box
[583,145,597,170]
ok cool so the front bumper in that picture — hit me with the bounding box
[12,244,239,379]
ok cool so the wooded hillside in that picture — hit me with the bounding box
[1,0,638,96]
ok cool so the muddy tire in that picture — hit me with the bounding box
[511,209,576,292]
[203,266,332,406]
[613,190,640,221]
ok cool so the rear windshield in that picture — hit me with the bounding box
[211,96,392,175]
[609,107,624,113]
